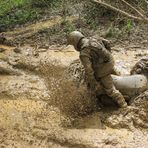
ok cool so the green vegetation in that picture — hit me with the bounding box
[0,0,39,31]
[0,0,75,31]
[83,1,116,28]
[105,19,134,38]
[0,0,147,42]
[0,0,27,16]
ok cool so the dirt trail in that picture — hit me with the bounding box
[0,43,148,147]
[1,16,77,41]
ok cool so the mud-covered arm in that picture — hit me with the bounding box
[80,55,94,78]
[100,37,112,52]
[80,55,97,91]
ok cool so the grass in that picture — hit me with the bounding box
[0,0,78,32]
[0,0,147,43]
[0,0,27,16]
[0,0,39,31]
[0,0,63,31]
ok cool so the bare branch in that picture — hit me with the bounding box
[121,0,144,17]
[92,0,148,23]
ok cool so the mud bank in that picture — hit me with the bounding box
[0,44,148,147]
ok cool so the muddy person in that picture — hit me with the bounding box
[67,31,127,108]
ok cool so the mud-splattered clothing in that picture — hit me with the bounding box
[78,37,127,107]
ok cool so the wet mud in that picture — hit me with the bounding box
[0,44,148,147]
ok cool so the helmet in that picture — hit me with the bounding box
[67,31,84,50]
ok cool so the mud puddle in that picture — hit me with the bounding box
[0,44,148,147]
[40,45,79,65]
[0,99,47,128]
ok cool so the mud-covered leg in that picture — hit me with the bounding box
[100,75,127,108]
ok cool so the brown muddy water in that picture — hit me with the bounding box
[0,44,148,147]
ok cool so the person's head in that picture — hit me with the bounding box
[67,31,85,51]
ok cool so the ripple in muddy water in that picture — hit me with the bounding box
[0,99,47,128]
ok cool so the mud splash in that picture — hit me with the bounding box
[0,44,148,147]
